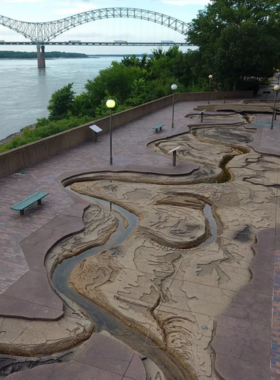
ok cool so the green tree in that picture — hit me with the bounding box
[71,92,95,117]
[126,78,148,106]
[215,21,280,90]
[94,90,131,119]
[122,54,149,69]
[85,62,144,108]
[186,0,280,90]
[47,83,75,121]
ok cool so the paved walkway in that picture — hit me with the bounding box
[1,97,280,379]
[0,100,229,294]
[249,112,280,155]
[5,332,146,380]
[246,84,280,379]
[254,120,280,380]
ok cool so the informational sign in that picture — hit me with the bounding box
[89,125,102,133]
[89,125,102,142]
[168,146,181,154]
[168,146,181,167]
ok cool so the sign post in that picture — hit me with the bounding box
[200,110,206,123]
[168,146,181,167]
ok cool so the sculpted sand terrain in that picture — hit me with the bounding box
[66,123,278,379]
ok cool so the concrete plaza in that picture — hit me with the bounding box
[0,96,279,380]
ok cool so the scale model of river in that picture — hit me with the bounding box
[53,183,217,380]
[0,184,218,379]
[0,131,245,379]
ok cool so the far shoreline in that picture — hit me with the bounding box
[0,123,36,146]
[0,57,94,60]
[0,54,146,60]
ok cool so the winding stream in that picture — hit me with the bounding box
[0,126,250,379]
[51,185,218,380]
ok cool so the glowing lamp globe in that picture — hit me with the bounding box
[106,99,116,108]
[171,84,178,91]
[274,85,280,91]
[209,75,213,79]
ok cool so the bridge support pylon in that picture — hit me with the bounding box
[36,45,46,68]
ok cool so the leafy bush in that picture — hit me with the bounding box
[0,115,93,152]
[259,78,271,86]
[237,78,260,95]
[48,83,75,121]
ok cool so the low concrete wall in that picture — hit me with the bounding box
[0,91,253,179]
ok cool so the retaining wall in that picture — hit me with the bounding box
[0,91,253,179]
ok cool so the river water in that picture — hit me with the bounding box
[0,57,122,141]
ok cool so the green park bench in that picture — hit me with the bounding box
[153,124,164,133]
[10,192,49,215]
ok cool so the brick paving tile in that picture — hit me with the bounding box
[251,101,280,379]
[2,98,280,379]
[0,100,233,294]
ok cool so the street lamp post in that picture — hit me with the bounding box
[271,85,280,130]
[275,93,279,121]
[275,88,280,121]
[275,70,280,85]
[106,99,116,165]
[171,84,177,128]
[208,75,213,105]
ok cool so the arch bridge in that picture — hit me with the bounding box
[0,8,189,68]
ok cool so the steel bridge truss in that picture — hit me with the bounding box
[0,8,188,43]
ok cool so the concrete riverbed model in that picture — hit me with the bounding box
[0,98,279,380]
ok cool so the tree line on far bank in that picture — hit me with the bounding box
[1,0,280,152]
[0,51,88,59]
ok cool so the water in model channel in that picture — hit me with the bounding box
[51,184,218,380]
[0,57,122,141]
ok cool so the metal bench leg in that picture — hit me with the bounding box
[20,210,24,216]
[38,199,42,205]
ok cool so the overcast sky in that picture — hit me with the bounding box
[0,0,210,54]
